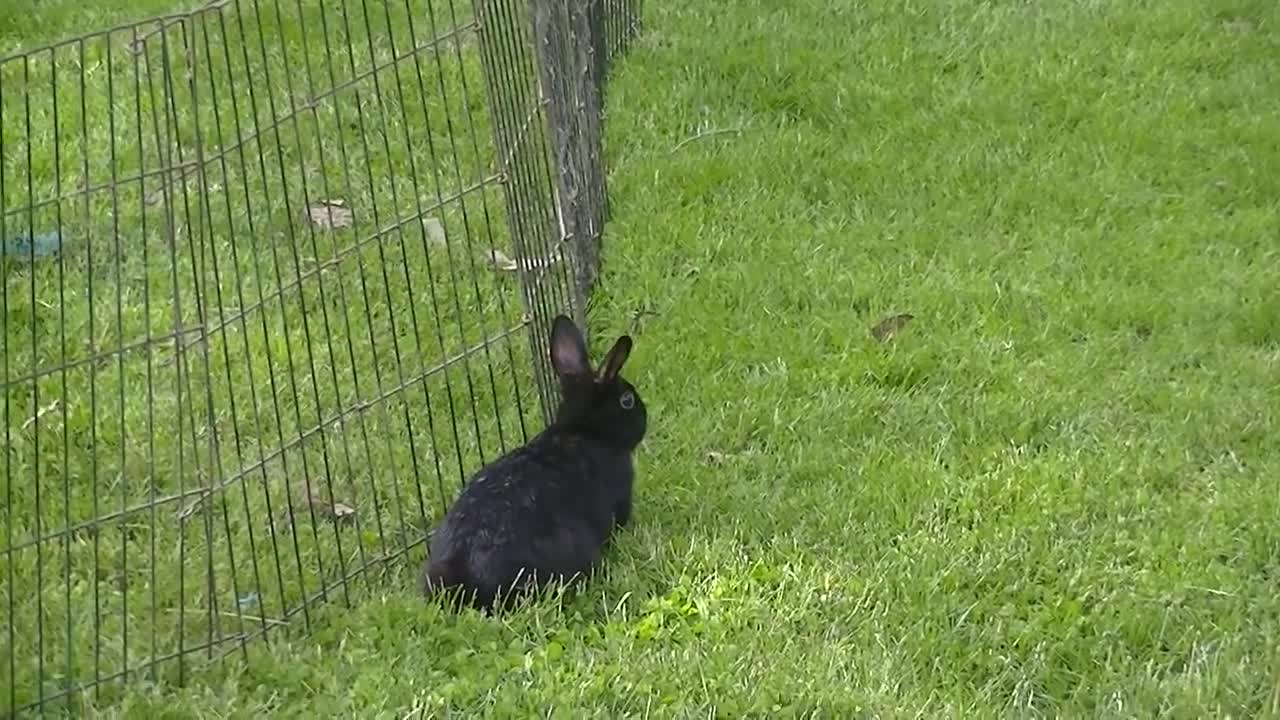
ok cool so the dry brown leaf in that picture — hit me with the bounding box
[487,249,518,271]
[486,248,561,272]
[295,479,357,524]
[870,313,915,342]
[305,200,354,231]
[422,217,447,247]
[322,502,357,523]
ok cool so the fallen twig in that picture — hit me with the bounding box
[165,606,288,627]
[672,126,743,153]
[22,400,61,431]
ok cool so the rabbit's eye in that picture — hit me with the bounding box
[619,391,635,410]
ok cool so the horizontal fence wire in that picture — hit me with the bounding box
[0,0,642,713]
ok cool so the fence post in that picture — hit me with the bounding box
[528,0,607,350]
[473,0,562,423]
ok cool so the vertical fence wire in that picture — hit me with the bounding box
[0,0,641,714]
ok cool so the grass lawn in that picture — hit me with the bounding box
[6,0,1280,716]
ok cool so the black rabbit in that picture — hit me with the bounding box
[421,314,647,610]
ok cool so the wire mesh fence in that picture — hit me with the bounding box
[0,0,641,713]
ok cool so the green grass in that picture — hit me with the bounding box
[0,0,206,58]
[8,0,1280,716]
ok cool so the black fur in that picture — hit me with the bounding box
[421,315,647,610]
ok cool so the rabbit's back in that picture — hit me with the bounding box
[424,431,631,607]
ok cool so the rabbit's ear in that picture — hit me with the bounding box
[598,336,632,383]
[550,315,590,378]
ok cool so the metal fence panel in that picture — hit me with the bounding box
[0,0,640,713]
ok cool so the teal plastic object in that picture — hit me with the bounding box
[3,231,63,262]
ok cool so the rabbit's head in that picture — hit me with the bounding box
[549,314,647,451]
